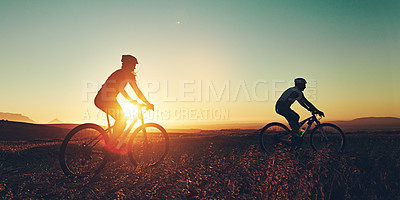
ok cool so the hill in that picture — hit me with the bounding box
[48,118,63,124]
[330,117,400,131]
[1,116,399,141]
[199,117,400,131]
[0,120,71,140]
[0,112,35,123]
[42,123,80,130]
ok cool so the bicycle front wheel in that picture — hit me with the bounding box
[259,122,291,153]
[310,123,345,153]
[128,123,169,169]
[59,123,109,178]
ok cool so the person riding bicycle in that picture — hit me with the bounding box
[95,54,154,146]
[276,78,324,144]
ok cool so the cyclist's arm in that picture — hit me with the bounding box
[299,97,318,112]
[128,80,150,104]
[121,90,136,103]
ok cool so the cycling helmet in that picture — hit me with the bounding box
[121,55,138,64]
[294,78,307,85]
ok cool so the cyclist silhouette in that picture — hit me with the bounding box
[95,55,154,146]
[276,78,324,143]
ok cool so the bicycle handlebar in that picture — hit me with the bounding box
[311,111,324,120]
[131,101,154,111]
[135,103,147,107]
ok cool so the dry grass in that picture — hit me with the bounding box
[0,132,399,199]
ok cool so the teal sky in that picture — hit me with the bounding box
[0,0,399,126]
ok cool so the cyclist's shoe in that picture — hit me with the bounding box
[104,139,122,160]
[293,144,302,150]
[108,152,120,161]
[290,136,303,148]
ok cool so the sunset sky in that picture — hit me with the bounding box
[1,1,399,128]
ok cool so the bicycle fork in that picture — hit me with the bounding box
[139,113,150,149]
[316,122,329,141]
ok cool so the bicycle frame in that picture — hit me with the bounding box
[298,114,328,141]
[105,103,148,149]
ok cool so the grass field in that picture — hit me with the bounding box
[0,130,399,199]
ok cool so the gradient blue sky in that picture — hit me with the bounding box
[0,0,399,127]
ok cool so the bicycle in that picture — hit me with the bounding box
[59,102,169,178]
[259,112,345,154]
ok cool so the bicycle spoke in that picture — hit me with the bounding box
[311,123,345,153]
[260,123,290,153]
[91,150,104,154]
[59,124,108,178]
[128,124,168,168]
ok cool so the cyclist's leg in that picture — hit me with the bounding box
[95,99,126,146]
[108,105,126,139]
[106,102,126,145]
[276,105,303,147]
[276,105,300,135]
[286,109,300,135]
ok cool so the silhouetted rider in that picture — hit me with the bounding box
[276,78,324,139]
[95,55,154,146]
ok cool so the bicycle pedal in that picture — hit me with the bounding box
[107,152,121,161]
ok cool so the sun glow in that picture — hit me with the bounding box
[116,93,160,129]
[117,97,139,125]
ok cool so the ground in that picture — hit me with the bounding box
[0,130,399,199]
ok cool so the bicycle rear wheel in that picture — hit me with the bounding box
[310,123,345,153]
[259,122,291,153]
[128,123,169,169]
[59,123,109,178]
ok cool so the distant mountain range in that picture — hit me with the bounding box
[0,113,65,124]
[48,118,63,124]
[329,117,400,131]
[0,112,399,141]
[0,112,35,123]
[192,117,400,131]
[0,116,399,141]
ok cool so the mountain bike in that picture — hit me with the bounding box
[259,112,345,154]
[59,102,169,178]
